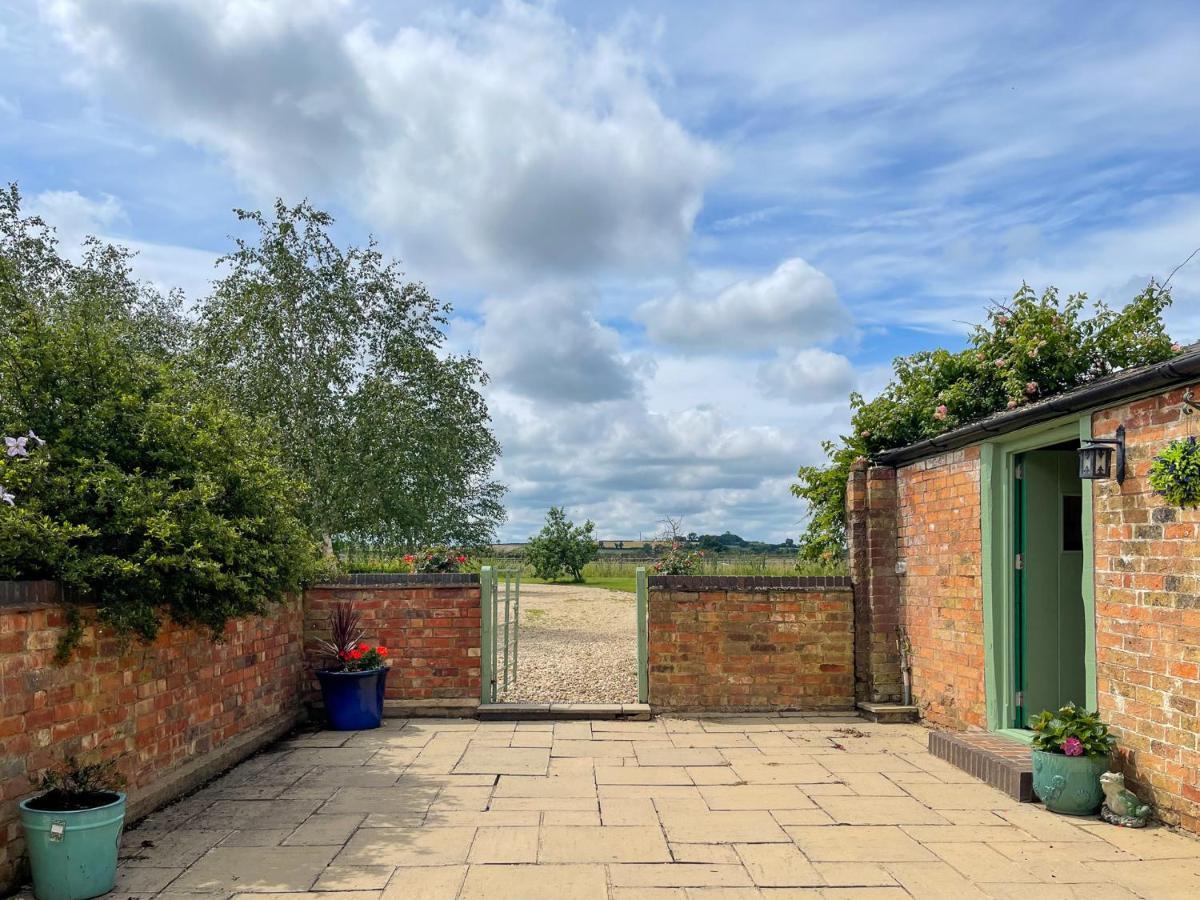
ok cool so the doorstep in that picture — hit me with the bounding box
[856,701,919,723]
[478,702,652,721]
[928,729,1034,802]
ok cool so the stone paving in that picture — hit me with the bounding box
[94,715,1200,899]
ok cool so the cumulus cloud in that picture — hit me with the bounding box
[478,289,638,404]
[757,348,857,402]
[637,257,853,350]
[30,189,124,242]
[43,0,718,281]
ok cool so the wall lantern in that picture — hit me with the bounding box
[1079,425,1125,484]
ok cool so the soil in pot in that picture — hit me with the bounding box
[24,790,122,812]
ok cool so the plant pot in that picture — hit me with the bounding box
[1031,748,1110,815]
[19,791,126,900]
[317,666,389,730]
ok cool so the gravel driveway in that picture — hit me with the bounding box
[496,582,637,703]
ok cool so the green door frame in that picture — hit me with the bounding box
[980,414,1097,736]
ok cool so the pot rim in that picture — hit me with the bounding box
[19,790,127,814]
[316,666,389,676]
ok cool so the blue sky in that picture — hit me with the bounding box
[4,1,1200,541]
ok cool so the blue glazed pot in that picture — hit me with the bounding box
[317,667,389,730]
[1032,749,1110,815]
[20,791,125,900]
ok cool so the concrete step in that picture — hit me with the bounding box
[478,702,651,721]
[856,701,919,724]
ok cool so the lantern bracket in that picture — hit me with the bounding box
[1184,388,1200,416]
[1080,424,1126,485]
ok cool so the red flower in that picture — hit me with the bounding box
[403,554,415,563]
[378,646,389,657]
[358,642,369,651]
[350,649,363,660]
[456,555,467,564]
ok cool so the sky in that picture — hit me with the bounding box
[4,1,1200,542]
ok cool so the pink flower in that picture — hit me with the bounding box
[996,315,1009,325]
[933,405,948,421]
[1172,342,1183,353]
[1063,736,1084,757]
[1025,381,1039,395]
[1007,400,1018,410]
[995,358,1008,368]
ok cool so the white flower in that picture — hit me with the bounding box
[0,485,14,506]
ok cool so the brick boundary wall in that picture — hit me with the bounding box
[647,576,855,712]
[1093,384,1200,834]
[0,584,304,894]
[304,576,481,711]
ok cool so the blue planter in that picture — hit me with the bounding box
[317,667,389,730]
[20,791,125,900]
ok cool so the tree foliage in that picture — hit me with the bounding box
[0,185,318,641]
[196,201,505,551]
[524,506,598,582]
[793,282,1177,561]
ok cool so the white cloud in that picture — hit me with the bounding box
[757,348,857,403]
[43,0,718,283]
[638,257,853,351]
[29,189,124,243]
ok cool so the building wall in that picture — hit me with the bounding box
[894,447,986,729]
[1092,383,1200,834]
[0,586,304,893]
[303,577,481,704]
[647,576,854,712]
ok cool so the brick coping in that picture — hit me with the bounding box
[317,572,480,586]
[647,574,851,591]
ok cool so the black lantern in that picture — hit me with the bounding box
[1078,425,1125,484]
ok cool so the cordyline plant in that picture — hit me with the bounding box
[38,755,126,810]
[792,281,1178,562]
[315,602,389,671]
[1029,703,1116,758]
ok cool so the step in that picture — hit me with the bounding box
[856,701,919,724]
[478,703,652,721]
[928,730,1033,802]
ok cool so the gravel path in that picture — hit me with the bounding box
[496,582,637,703]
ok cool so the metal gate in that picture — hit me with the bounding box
[480,566,522,703]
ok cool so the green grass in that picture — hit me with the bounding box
[519,574,637,593]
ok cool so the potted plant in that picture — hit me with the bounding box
[19,756,126,900]
[404,546,469,573]
[1029,703,1115,816]
[314,602,390,730]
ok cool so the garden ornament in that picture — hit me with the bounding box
[1099,772,1151,828]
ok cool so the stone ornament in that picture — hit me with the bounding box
[1100,771,1152,828]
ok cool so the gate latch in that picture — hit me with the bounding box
[49,821,66,842]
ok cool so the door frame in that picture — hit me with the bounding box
[979,414,1097,735]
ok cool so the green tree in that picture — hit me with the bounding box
[524,507,599,582]
[195,200,505,553]
[0,184,317,641]
[793,282,1177,561]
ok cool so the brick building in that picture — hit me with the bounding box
[848,345,1200,833]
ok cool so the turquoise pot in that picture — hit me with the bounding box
[19,792,126,900]
[1031,749,1109,815]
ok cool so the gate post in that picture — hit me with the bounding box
[636,566,648,704]
[480,565,494,705]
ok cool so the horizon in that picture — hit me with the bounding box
[5,1,1200,542]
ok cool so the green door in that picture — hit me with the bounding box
[1014,450,1086,727]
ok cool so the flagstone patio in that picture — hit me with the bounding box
[70,716,1200,898]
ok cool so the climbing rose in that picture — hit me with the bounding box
[1025,381,1039,395]
[933,405,949,421]
[1063,736,1084,757]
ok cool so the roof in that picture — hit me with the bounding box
[873,343,1200,466]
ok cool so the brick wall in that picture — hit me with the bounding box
[894,446,986,729]
[0,586,304,893]
[1092,383,1200,833]
[647,576,854,712]
[303,576,481,705]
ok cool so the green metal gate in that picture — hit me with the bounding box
[480,566,522,703]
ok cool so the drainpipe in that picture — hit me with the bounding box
[898,631,913,706]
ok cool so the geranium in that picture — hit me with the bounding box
[411,545,468,573]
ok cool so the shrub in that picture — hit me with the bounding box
[653,543,702,575]
[0,185,318,643]
[793,282,1177,560]
[406,546,469,573]
[1029,703,1116,758]
[1148,436,1200,508]
[524,506,598,582]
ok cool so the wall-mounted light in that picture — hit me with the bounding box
[1079,425,1125,485]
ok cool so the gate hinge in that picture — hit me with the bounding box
[1015,691,1024,707]
[1014,462,1024,479]
[1014,553,1024,570]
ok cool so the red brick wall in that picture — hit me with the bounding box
[1092,383,1200,834]
[0,587,304,893]
[303,577,481,703]
[647,576,854,712]
[895,447,986,729]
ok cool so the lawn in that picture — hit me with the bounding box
[520,574,636,593]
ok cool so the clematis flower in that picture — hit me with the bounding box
[1063,736,1084,757]
[0,485,14,506]
[26,430,43,446]
[5,436,28,457]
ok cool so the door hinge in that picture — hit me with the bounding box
[1014,462,1024,479]
[1014,691,1023,707]
[1014,553,1024,570]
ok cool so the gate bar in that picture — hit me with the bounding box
[480,565,494,704]
[636,566,648,704]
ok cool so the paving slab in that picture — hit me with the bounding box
[335,825,476,866]
[168,846,338,893]
[785,825,936,862]
[458,863,608,899]
[734,842,822,886]
[539,825,672,862]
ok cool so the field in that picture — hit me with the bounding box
[341,550,845,594]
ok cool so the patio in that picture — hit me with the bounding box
[70,716,1200,899]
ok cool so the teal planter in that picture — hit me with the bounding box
[19,792,125,900]
[1031,749,1109,815]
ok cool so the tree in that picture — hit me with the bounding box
[0,184,317,642]
[195,200,505,552]
[524,507,598,582]
[793,282,1177,561]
